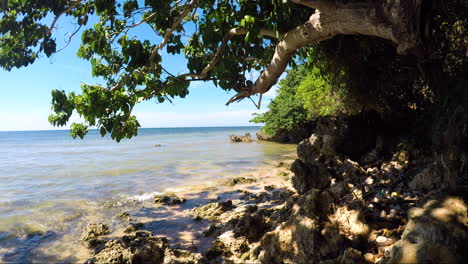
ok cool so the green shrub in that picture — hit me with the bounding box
[251,63,342,136]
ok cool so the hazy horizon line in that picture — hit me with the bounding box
[0,125,262,133]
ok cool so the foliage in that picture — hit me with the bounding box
[0,0,466,143]
[296,65,342,117]
[0,0,309,141]
[250,63,342,136]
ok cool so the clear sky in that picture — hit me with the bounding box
[0,16,278,131]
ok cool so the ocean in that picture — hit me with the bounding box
[0,127,295,262]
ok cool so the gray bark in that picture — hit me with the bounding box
[227,0,422,104]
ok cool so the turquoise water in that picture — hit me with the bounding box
[0,127,295,262]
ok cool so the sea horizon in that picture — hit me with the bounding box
[0,125,262,133]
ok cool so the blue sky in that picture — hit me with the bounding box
[0,15,279,131]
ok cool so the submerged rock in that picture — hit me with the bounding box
[229,133,254,143]
[124,222,144,233]
[154,193,185,205]
[82,223,110,247]
[224,177,256,186]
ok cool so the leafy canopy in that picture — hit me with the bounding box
[0,0,310,141]
[250,61,342,136]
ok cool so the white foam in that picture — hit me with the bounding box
[127,191,163,202]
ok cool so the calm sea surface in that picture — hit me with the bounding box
[0,127,295,262]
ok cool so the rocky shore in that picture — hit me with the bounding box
[80,114,467,264]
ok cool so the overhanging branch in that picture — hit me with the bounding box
[149,0,198,65]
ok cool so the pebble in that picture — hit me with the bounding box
[384,247,392,257]
[365,177,374,185]
[380,210,387,218]
[376,236,394,246]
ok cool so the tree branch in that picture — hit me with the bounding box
[179,28,282,80]
[149,0,198,64]
[39,0,82,53]
[226,0,422,105]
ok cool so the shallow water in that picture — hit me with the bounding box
[0,127,295,262]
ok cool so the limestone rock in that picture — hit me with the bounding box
[124,222,144,234]
[224,177,256,186]
[86,232,167,264]
[337,159,366,183]
[191,201,235,221]
[385,197,468,264]
[228,213,270,242]
[154,193,185,205]
[82,223,110,247]
[408,164,442,191]
[230,133,254,142]
[291,159,332,194]
[217,231,250,256]
[163,248,206,264]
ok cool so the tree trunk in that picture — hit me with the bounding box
[227,0,423,104]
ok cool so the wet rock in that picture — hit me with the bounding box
[291,159,332,194]
[191,201,235,221]
[82,223,110,247]
[230,133,254,142]
[118,211,131,220]
[224,177,256,186]
[124,222,144,233]
[385,197,468,264]
[154,193,185,206]
[86,232,167,264]
[163,248,206,264]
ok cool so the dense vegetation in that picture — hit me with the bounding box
[0,0,466,147]
[250,61,342,136]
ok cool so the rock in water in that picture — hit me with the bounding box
[82,223,111,248]
[154,193,185,205]
[224,177,256,186]
[229,133,254,142]
[82,223,110,240]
